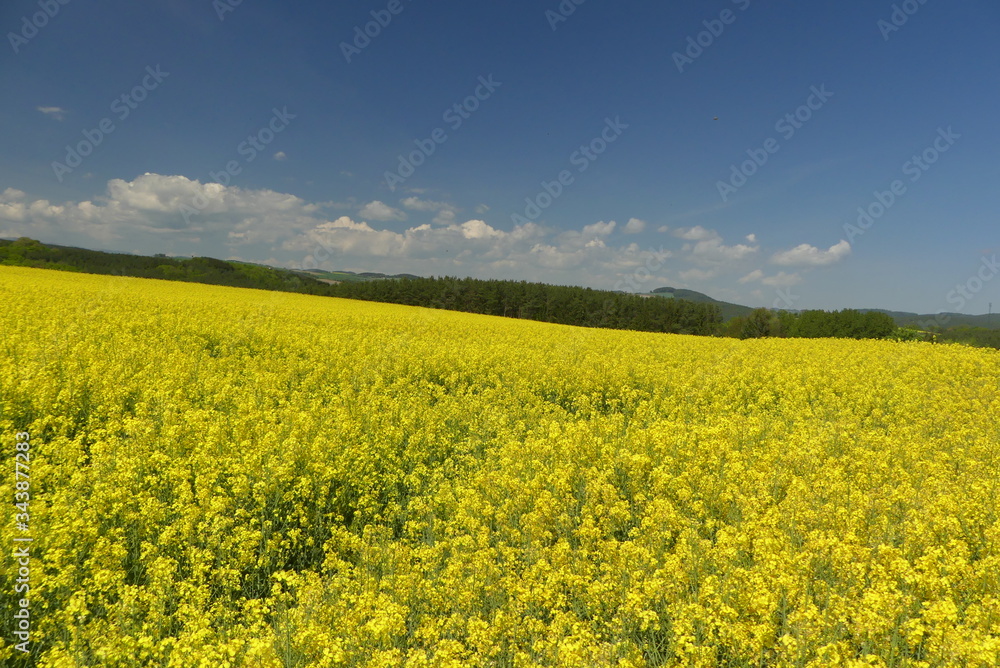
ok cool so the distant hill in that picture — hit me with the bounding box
[859,309,999,330]
[649,287,754,321]
[297,268,422,283]
[647,288,1000,330]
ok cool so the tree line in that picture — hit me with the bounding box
[326,276,724,336]
[721,307,902,340]
[934,326,1000,349]
[0,237,318,293]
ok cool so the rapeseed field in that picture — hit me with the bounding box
[1,266,998,667]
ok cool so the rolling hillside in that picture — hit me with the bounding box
[649,287,754,321]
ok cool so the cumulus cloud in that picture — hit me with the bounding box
[771,240,851,266]
[457,219,504,240]
[400,197,443,212]
[761,271,802,287]
[673,225,716,241]
[582,220,616,237]
[289,216,580,269]
[273,151,287,161]
[624,218,646,234]
[671,226,758,266]
[0,173,328,246]
[738,269,800,287]
[693,237,757,263]
[358,200,407,222]
[0,173,679,289]
[535,221,622,261]
[400,196,458,225]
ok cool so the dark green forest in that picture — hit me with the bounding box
[326,275,723,335]
[934,326,1000,349]
[722,307,900,341]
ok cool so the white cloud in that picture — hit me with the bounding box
[37,106,68,121]
[691,237,757,263]
[358,200,407,222]
[657,225,670,233]
[273,151,287,161]
[746,233,756,243]
[761,271,802,287]
[400,196,460,225]
[771,240,851,266]
[475,204,490,215]
[624,218,646,234]
[582,220,616,237]
[0,173,324,245]
[0,174,692,290]
[673,225,716,241]
[400,196,442,212]
[737,268,801,287]
[457,219,503,240]
[682,229,758,264]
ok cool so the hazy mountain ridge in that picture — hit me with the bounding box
[649,286,755,321]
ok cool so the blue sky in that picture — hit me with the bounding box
[1,0,998,313]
